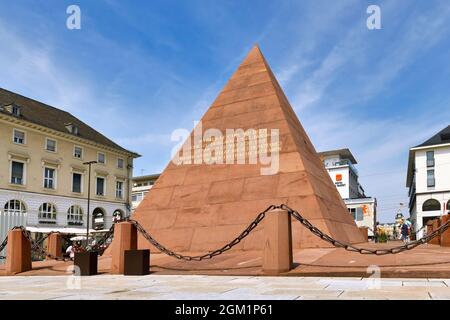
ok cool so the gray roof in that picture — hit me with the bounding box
[317,148,357,164]
[0,88,139,157]
[132,173,161,182]
[414,125,450,148]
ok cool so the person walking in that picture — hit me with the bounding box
[401,219,409,243]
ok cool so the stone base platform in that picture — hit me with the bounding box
[1,241,450,278]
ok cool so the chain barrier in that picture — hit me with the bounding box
[412,224,427,236]
[89,224,115,256]
[0,234,8,259]
[0,224,115,261]
[281,204,450,255]
[127,204,276,261]
[129,203,450,260]
[1,205,448,262]
[18,227,63,260]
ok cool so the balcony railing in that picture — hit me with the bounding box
[38,217,57,225]
[67,219,83,226]
[325,159,358,176]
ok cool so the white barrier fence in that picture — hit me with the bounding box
[0,210,28,263]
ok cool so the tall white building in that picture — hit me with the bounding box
[407,125,450,239]
[318,149,377,236]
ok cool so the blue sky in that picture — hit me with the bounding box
[1,0,449,222]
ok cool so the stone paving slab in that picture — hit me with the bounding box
[1,275,450,300]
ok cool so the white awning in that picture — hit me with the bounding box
[26,226,110,234]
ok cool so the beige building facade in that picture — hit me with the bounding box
[0,88,139,251]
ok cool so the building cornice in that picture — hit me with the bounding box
[0,187,128,205]
[414,189,450,196]
[410,143,450,151]
[0,114,140,158]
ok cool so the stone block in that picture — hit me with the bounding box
[5,229,32,275]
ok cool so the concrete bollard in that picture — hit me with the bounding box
[47,233,62,259]
[359,227,369,242]
[440,215,450,247]
[6,229,32,275]
[111,222,137,274]
[430,219,441,245]
[263,208,293,275]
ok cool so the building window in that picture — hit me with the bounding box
[348,208,356,220]
[67,205,83,225]
[38,203,57,224]
[92,207,105,230]
[73,146,83,159]
[132,192,146,202]
[72,173,82,193]
[11,161,24,185]
[45,138,57,152]
[447,200,450,212]
[96,177,105,196]
[98,152,106,164]
[11,105,21,116]
[13,129,25,144]
[427,169,435,187]
[113,210,123,223]
[43,167,56,189]
[356,207,364,221]
[422,199,441,211]
[116,180,124,199]
[426,151,435,167]
[117,158,124,169]
[4,200,26,215]
[65,123,79,135]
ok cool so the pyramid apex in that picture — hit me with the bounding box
[240,44,267,66]
[251,43,261,50]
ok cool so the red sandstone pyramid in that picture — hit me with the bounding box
[133,45,365,252]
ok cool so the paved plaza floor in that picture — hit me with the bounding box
[1,275,450,300]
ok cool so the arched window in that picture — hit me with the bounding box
[113,209,124,223]
[39,203,57,224]
[67,205,83,225]
[4,200,27,214]
[92,207,105,230]
[422,199,441,212]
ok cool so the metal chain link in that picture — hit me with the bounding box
[89,224,115,256]
[128,204,276,261]
[282,204,450,255]
[1,204,448,261]
[0,235,8,256]
[411,224,427,236]
[0,225,115,261]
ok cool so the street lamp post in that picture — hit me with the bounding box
[83,160,97,249]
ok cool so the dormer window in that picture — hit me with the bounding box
[65,123,79,135]
[4,103,21,116]
[12,105,21,116]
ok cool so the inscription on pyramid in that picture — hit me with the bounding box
[133,45,365,252]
